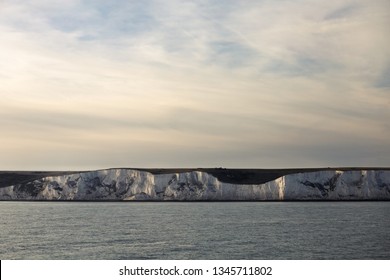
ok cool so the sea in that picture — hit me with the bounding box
[0,201,389,259]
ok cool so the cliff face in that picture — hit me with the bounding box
[0,169,389,200]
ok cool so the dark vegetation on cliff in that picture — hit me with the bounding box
[0,171,75,188]
[1,167,389,188]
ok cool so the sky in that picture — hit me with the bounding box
[0,0,389,170]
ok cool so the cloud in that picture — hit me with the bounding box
[323,3,357,20]
[375,66,390,88]
[0,0,389,169]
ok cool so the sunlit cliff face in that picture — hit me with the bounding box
[0,169,389,200]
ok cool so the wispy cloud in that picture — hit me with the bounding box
[0,0,389,169]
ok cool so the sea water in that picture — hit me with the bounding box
[0,202,389,259]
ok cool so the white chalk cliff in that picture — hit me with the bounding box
[0,169,389,200]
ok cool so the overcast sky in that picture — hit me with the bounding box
[0,0,389,170]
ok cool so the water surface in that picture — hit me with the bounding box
[0,202,389,259]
